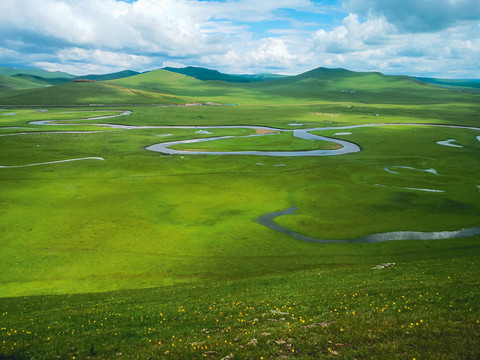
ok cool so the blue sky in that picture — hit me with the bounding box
[0,0,479,78]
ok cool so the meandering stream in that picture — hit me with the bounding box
[2,109,479,242]
[255,206,480,243]
[16,110,480,157]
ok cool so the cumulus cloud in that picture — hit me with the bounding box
[312,13,395,53]
[0,0,478,77]
[0,0,226,58]
[310,14,480,78]
[201,37,303,74]
[343,0,480,32]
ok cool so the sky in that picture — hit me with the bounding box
[0,0,479,78]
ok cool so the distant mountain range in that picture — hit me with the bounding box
[0,68,141,90]
[163,66,287,82]
[413,77,480,89]
[0,67,74,79]
[1,65,479,93]
[0,65,479,106]
[74,70,141,81]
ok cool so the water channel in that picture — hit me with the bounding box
[2,109,479,243]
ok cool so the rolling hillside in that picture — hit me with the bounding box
[245,67,460,103]
[73,70,140,82]
[0,74,51,91]
[0,69,142,92]
[107,69,254,103]
[414,76,480,91]
[0,66,478,105]
[164,66,286,82]
[0,66,74,79]
[0,80,188,105]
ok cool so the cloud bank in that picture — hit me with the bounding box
[0,0,478,78]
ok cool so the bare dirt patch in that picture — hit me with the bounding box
[312,112,339,117]
[255,128,279,135]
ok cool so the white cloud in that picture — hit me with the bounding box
[32,48,153,75]
[250,38,297,63]
[201,37,305,74]
[343,0,480,32]
[59,48,151,67]
[0,0,478,77]
[312,14,395,54]
[0,0,226,57]
[310,13,480,78]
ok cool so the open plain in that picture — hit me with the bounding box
[0,68,479,359]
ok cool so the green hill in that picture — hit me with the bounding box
[164,66,286,83]
[108,69,246,103]
[414,76,480,91]
[0,70,208,105]
[73,70,140,81]
[0,74,51,91]
[0,70,142,94]
[0,80,186,105]
[110,68,206,90]
[0,74,74,91]
[0,66,74,79]
[246,67,465,103]
[1,66,477,105]
[12,74,72,86]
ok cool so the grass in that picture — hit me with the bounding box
[0,81,178,105]
[1,105,479,296]
[0,75,49,91]
[5,66,478,106]
[1,247,479,359]
[0,69,479,358]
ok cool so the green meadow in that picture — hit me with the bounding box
[0,68,479,359]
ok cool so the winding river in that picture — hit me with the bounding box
[18,110,480,157]
[0,157,104,168]
[144,122,480,156]
[2,109,479,242]
[255,206,480,243]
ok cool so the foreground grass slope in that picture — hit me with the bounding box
[1,245,479,359]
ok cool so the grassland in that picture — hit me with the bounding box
[0,68,479,359]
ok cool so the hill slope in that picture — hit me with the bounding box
[414,76,480,91]
[0,67,140,92]
[0,66,74,79]
[73,70,140,81]
[0,80,188,105]
[164,66,286,83]
[1,66,478,105]
[245,67,465,103]
[0,74,52,91]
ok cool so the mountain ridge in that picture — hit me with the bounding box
[163,66,287,83]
